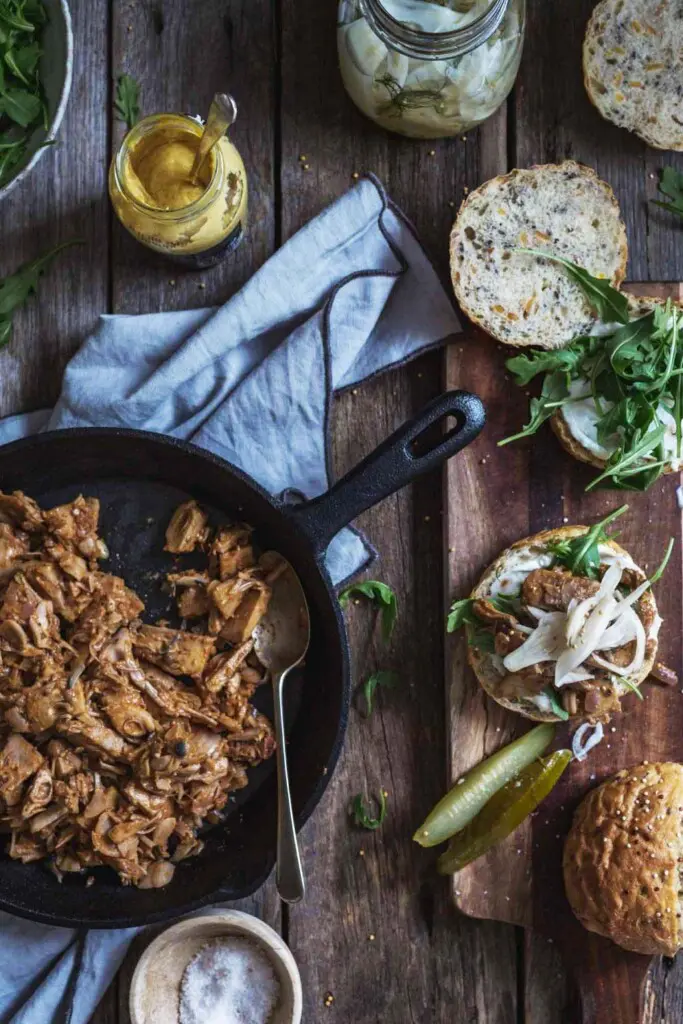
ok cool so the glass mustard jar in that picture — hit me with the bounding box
[337,0,526,139]
[109,112,248,269]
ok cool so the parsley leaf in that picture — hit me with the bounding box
[114,74,140,131]
[339,580,398,641]
[360,670,399,717]
[0,239,81,348]
[350,790,387,830]
[652,166,683,220]
[547,504,628,578]
[515,249,630,325]
[498,370,570,446]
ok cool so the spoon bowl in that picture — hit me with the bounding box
[253,555,311,904]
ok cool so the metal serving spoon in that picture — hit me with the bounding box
[253,555,310,904]
[189,92,238,184]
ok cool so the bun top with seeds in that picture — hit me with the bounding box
[583,0,683,152]
[449,161,628,350]
[564,762,683,956]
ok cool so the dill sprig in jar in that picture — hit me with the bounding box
[109,112,247,269]
[338,0,526,139]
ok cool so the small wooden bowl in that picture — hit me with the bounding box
[129,910,303,1024]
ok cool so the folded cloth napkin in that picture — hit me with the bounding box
[0,174,461,1024]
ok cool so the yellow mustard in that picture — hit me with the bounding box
[109,113,247,268]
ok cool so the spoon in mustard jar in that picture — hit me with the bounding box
[253,554,310,904]
[189,92,238,184]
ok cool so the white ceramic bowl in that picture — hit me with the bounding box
[0,0,73,201]
[129,910,303,1024]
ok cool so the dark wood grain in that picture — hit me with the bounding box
[280,4,519,1021]
[110,0,276,313]
[514,3,683,1018]
[0,0,109,417]
[107,0,281,1018]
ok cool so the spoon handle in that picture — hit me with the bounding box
[273,667,306,904]
[190,92,237,184]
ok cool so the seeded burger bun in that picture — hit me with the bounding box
[449,161,628,350]
[564,762,683,956]
[583,0,683,152]
[468,526,658,724]
[551,295,683,472]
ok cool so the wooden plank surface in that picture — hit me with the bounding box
[1,0,682,1020]
[280,4,519,1021]
[445,0,683,1018]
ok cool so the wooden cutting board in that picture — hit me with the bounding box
[445,282,683,1024]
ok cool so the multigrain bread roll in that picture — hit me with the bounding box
[583,0,683,152]
[465,527,659,723]
[449,161,628,350]
[564,763,683,956]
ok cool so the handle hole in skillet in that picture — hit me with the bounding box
[409,412,465,459]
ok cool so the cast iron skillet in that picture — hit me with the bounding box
[0,390,484,927]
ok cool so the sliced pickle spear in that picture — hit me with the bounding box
[437,750,572,874]
[413,723,555,848]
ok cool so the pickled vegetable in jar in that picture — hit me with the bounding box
[338,0,525,139]
[109,113,247,269]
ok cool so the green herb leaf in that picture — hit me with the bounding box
[585,425,666,491]
[619,677,645,700]
[0,239,81,343]
[649,537,674,585]
[466,624,496,653]
[339,580,398,641]
[360,670,399,717]
[350,790,387,830]
[446,597,476,633]
[547,504,628,578]
[499,370,570,446]
[0,0,47,187]
[542,688,569,721]
[515,249,630,325]
[652,166,683,219]
[506,346,586,388]
[114,73,140,130]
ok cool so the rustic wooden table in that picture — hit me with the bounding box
[2,0,683,1021]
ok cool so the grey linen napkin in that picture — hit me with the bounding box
[0,175,461,1024]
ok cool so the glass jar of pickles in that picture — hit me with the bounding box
[109,112,248,268]
[337,0,525,139]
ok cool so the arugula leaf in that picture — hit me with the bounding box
[114,74,140,130]
[446,597,476,632]
[360,670,399,717]
[515,249,630,325]
[466,624,496,653]
[652,166,683,219]
[0,239,81,348]
[350,790,387,830]
[619,677,644,700]
[585,424,666,491]
[498,370,570,446]
[339,580,397,641]
[506,346,586,388]
[650,537,674,585]
[543,687,569,721]
[547,504,628,578]
[0,0,47,186]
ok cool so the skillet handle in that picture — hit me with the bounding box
[287,390,485,556]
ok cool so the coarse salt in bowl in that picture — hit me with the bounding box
[129,910,303,1024]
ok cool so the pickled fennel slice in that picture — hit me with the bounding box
[499,559,652,690]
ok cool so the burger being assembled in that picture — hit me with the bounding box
[448,507,671,723]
